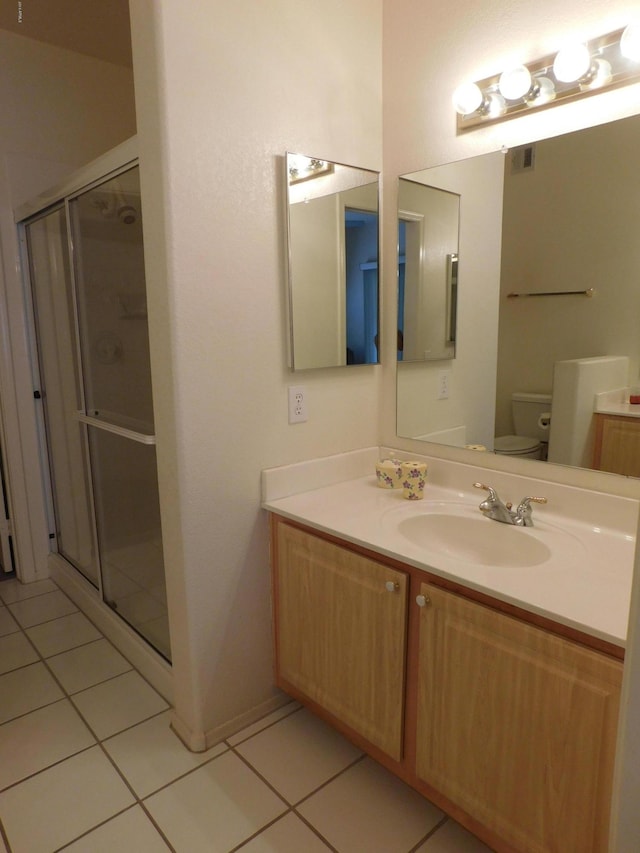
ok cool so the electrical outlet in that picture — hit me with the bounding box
[437,370,451,400]
[288,385,308,424]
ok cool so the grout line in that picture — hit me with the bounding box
[407,814,449,852]
[290,751,368,809]
[288,810,341,852]
[0,816,13,853]
[0,585,60,608]
[5,606,80,633]
[226,811,296,853]
[2,586,176,851]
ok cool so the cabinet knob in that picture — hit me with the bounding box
[416,594,430,607]
[385,581,400,592]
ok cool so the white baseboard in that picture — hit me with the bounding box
[170,693,290,753]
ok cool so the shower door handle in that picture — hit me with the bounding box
[75,412,156,445]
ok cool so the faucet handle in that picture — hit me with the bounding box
[518,496,548,508]
[473,482,497,497]
[514,495,548,526]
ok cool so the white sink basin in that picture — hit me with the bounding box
[384,501,585,570]
[397,513,551,567]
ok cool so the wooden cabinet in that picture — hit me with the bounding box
[593,412,640,476]
[273,520,409,760]
[271,516,623,853]
[415,582,622,853]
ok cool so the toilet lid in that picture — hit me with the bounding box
[494,435,540,454]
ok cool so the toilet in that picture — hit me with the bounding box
[494,392,552,460]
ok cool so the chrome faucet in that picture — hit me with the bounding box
[473,483,547,526]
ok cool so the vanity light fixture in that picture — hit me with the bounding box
[288,155,334,184]
[453,24,640,131]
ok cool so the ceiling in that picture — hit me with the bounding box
[0,0,132,67]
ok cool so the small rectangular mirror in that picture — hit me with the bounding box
[398,179,460,362]
[286,153,380,370]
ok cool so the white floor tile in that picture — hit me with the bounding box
[62,806,170,852]
[47,638,132,694]
[0,578,57,605]
[298,757,444,853]
[236,707,362,804]
[103,710,227,797]
[8,589,77,628]
[0,662,64,725]
[416,819,493,852]
[0,699,95,791]
[145,750,287,853]
[71,670,168,738]
[0,606,19,637]
[0,746,135,853]
[227,701,302,747]
[0,631,39,675]
[25,611,102,657]
[240,812,332,852]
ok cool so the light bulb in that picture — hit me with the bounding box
[621,23,640,62]
[498,66,533,100]
[525,76,556,106]
[486,92,507,117]
[580,57,612,90]
[553,43,591,82]
[452,82,484,115]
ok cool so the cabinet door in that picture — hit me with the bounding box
[415,583,622,853]
[275,522,408,760]
[594,414,640,477]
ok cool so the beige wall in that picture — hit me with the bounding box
[129,0,382,744]
[0,30,135,580]
[0,31,136,207]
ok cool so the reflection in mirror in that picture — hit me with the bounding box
[286,153,380,370]
[398,180,460,362]
[396,113,640,477]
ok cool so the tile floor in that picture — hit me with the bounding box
[0,577,493,852]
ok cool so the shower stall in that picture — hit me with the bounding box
[18,148,170,661]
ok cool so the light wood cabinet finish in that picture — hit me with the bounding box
[274,521,408,760]
[415,582,622,853]
[593,412,640,476]
[270,516,624,853]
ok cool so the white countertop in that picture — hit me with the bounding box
[595,402,640,419]
[594,387,640,418]
[264,473,636,648]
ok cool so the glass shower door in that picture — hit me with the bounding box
[25,166,170,661]
[70,167,169,660]
[27,207,99,585]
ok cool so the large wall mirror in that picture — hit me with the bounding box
[286,153,380,370]
[397,112,640,476]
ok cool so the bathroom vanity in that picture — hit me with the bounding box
[264,453,636,853]
[593,412,640,477]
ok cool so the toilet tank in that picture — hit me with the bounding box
[511,392,552,440]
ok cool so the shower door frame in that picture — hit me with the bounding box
[21,156,166,629]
